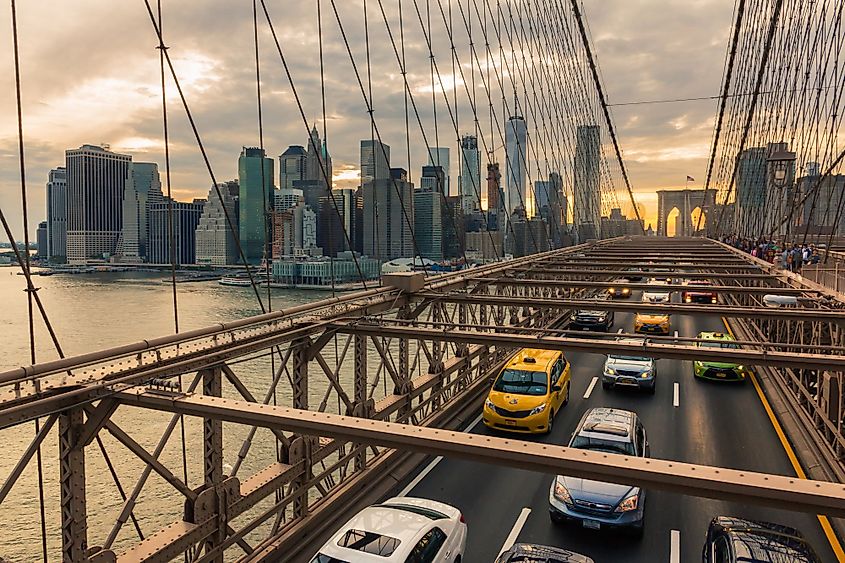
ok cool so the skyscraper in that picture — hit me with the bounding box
[275,188,304,212]
[460,135,480,213]
[66,144,132,264]
[505,115,528,220]
[196,184,239,265]
[420,165,446,193]
[361,140,391,185]
[574,125,601,241]
[414,187,444,261]
[319,188,358,257]
[36,221,48,257]
[487,162,503,231]
[427,147,450,195]
[120,162,163,261]
[238,147,274,263]
[305,125,332,186]
[734,147,767,236]
[148,199,205,265]
[46,166,67,263]
[279,145,306,189]
[363,168,414,260]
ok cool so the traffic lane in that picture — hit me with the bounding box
[673,311,839,562]
[402,306,837,561]
[515,309,686,561]
[406,309,670,562]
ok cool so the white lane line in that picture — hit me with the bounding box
[617,328,624,334]
[583,376,599,399]
[673,330,679,340]
[673,382,680,408]
[398,414,483,496]
[498,508,531,557]
[670,529,681,563]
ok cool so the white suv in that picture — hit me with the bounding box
[311,496,467,562]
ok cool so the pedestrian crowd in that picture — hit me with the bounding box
[717,235,821,273]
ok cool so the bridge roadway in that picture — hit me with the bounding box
[400,293,841,562]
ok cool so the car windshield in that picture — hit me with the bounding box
[699,340,739,349]
[570,436,636,456]
[493,369,548,396]
[311,555,350,563]
[608,355,649,363]
[336,529,401,557]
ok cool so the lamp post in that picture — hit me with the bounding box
[766,148,796,239]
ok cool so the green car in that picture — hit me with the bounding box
[693,332,747,382]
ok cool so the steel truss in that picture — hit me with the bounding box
[0,237,843,562]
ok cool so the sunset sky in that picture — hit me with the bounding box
[0,0,734,237]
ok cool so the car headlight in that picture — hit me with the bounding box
[609,287,615,293]
[711,297,717,303]
[737,365,744,371]
[553,478,572,504]
[605,367,616,375]
[615,493,639,513]
[485,398,496,411]
[640,370,652,379]
[685,296,692,303]
[529,403,547,416]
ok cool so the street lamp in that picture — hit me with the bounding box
[766,149,796,238]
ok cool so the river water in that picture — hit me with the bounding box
[0,267,351,561]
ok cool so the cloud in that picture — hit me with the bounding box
[0,0,734,238]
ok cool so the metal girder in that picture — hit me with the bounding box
[414,293,845,320]
[470,277,816,294]
[506,267,774,279]
[114,391,845,517]
[332,322,845,371]
[60,408,88,562]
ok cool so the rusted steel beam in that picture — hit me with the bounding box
[114,392,845,517]
[470,277,815,294]
[413,293,845,320]
[332,322,845,371]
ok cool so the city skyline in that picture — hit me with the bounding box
[0,1,736,239]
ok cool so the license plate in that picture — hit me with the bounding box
[583,520,601,530]
[583,327,590,331]
[716,372,727,378]
[505,419,516,426]
[621,378,637,385]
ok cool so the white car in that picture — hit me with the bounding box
[310,496,467,563]
[641,290,670,304]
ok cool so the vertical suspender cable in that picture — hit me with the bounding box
[9,2,48,560]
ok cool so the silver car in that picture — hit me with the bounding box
[602,338,656,393]
[549,408,648,536]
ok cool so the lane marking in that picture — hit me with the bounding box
[398,414,482,496]
[498,507,531,557]
[670,530,681,563]
[721,317,845,562]
[617,328,624,334]
[673,382,680,408]
[583,376,598,399]
[673,330,679,340]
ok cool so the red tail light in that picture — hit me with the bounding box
[459,513,465,523]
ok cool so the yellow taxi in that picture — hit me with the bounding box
[483,349,571,434]
[634,312,670,335]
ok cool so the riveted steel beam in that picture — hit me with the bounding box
[114,392,845,517]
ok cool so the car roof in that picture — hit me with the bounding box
[319,502,440,560]
[507,349,561,371]
[500,543,595,563]
[698,331,734,341]
[712,516,820,563]
[577,408,634,440]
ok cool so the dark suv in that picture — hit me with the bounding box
[703,516,821,562]
[569,296,614,332]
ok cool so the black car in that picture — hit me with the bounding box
[570,308,614,332]
[703,516,822,563]
[496,543,594,563]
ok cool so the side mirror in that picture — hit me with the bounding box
[552,385,562,392]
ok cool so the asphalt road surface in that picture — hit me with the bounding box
[397,292,840,562]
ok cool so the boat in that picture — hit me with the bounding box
[219,276,253,287]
